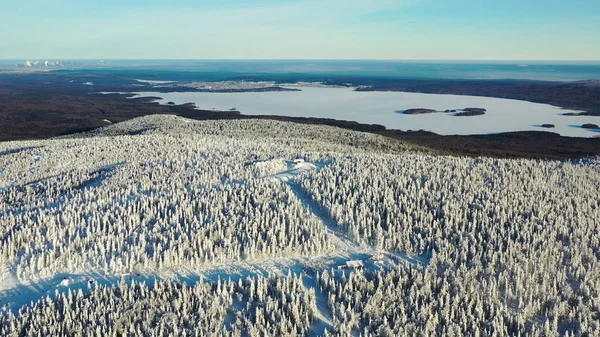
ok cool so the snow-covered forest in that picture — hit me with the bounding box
[0,115,598,336]
[0,274,316,336]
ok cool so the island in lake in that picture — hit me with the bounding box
[582,123,599,129]
[402,108,438,115]
[455,108,487,117]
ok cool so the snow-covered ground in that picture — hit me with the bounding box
[128,87,600,137]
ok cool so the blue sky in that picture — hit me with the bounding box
[0,0,598,60]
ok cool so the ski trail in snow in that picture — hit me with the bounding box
[287,182,364,255]
[278,160,428,269]
[277,160,430,275]
[302,272,334,336]
[273,160,371,335]
[267,159,366,255]
[0,251,373,314]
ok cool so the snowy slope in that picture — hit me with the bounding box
[0,115,599,336]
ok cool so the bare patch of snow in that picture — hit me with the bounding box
[265,160,318,182]
[0,265,18,291]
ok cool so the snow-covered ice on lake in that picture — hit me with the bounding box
[130,87,600,137]
[135,79,176,85]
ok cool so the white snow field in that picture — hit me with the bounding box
[0,115,599,336]
[135,79,177,85]
[128,87,600,137]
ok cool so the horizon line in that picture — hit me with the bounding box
[1,58,600,63]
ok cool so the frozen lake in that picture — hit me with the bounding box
[130,87,600,137]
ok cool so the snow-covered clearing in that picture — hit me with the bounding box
[265,159,319,182]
